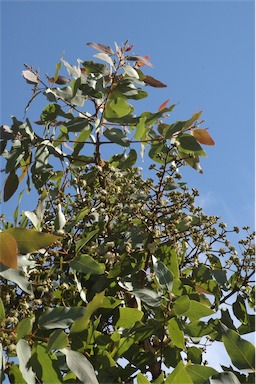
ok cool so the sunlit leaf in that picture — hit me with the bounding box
[104,98,134,119]
[116,308,143,328]
[46,330,68,352]
[22,70,39,84]
[158,99,170,111]
[165,361,193,384]
[0,230,18,269]
[5,228,60,254]
[191,129,215,145]
[168,318,185,350]
[70,254,105,275]
[38,307,85,330]
[33,343,62,383]
[206,371,242,384]
[16,339,36,384]
[0,268,32,294]
[17,318,33,342]
[94,52,114,67]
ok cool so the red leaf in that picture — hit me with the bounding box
[158,99,170,111]
[125,44,134,52]
[136,55,150,67]
[191,129,215,146]
[143,76,167,88]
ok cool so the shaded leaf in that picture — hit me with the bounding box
[132,288,161,307]
[17,318,33,342]
[168,317,185,350]
[38,307,86,330]
[0,230,18,269]
[152,255,174,293]
[103,128,130,147]
[178,134,206,156]
[3,172,19,202]
[143,75,167,88]
[33,343,62,383]
[173,295,191,316]
[221,323,255,372]
[5,228,60,254]
[8,365,26,384]
[0,298,5,322]
[46,330,68,352]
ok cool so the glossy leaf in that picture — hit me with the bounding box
[94,52,114,67]
[178,134,206,156]
[192,129,215,145]
[3,172,19,202]
[54,204,66,232]
[184,300,215,321]
[70,254,105,275]
[33,343,62,383]
[116,308,143,328]
[61,348,99,383]
[221,324,255,372]
[186,365,218,384]
[5,228,60,254]
[16,339,36,384]
[0,268,32,294]
[206,371,241,384]
[152,255,174,293]
[22,70,39,84]
[0,230,18,269]
[165,361,193,384]
[38,307,86,330]
[104,98,134,119]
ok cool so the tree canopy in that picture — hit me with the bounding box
[0,41,255,384]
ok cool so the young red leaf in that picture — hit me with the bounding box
[135,55,150,67]
[191,129,215,146]
[0,231,18,270]
[125,44,134,52]
[158,99,170,111]
[143,76,167,88]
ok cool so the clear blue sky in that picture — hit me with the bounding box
[0,0,255,373]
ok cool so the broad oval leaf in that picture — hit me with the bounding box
[143,75,167,88]
[183,300,215,321]
[3,172,19,202]
[191,129,215,145]
[178,134,206,156]
[173,295,191,316]
[103,128,130,147]
[0,230,18,269]
[116,308,143,328]
[46,329,68,352]
[5,228,60,254]
[168,317,185,350]
[70,254,105,275]
[22,70,39,84]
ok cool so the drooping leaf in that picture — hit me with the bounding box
[152,255,174,293]
[221,323,255,372]
[38,307,86,330]
[3,172,19,202]
[16,339,36,384]
[5,228,60,254]
[132,288,161,307]
[143,75,167,88]
[0,230,18,269]
[61,348,99,384]
[191,129,215,145]
[54,204,66,232]
[71,291,105,333]
[232,295,248,325]
[103,128,130,147]
[116,308,143,328]
[134,116,147,139]
[178,150,203,173]
[48,76,70,85]
[94,52,114,67]
[70,254,105,275]
[0,268,32,294]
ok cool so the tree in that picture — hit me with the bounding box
[0,41,255,384]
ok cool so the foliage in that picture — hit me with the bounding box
[0,41,255,384]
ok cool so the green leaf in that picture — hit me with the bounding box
[103,128,130,147]
[33,343,62,383]
[168,318,185,350]
[116,308,143,328]
[75,228,99,253]
[137,372,151,384]
[16,339,36,384]
[183,300,215,321]
[134,116,147,139]
[64,117,90,132]
[238,314,255,334]
[152,255,174,293]
[38,307,86,330]
[81,60,108,75]
[104,98,134,119]
[178,134,206,156]
[54,60,62,82]
[232,295,248,324]
[173,295,191,316]
[185,321,216,342]
[71,291,105,333]
[206,371,241,384]
[178,150,203,173]
[0,298,5,322]
[186,364,218,384]
[187,347,202,364]
[40,104,61,122]
[61,348,99,383]
[221,323,255,372]
[5,228,60,254]
[46,330,68,352]
[17,318,33,342]
[0,230,18,269]
[70,254,105,275]
[165,361,193,384]
[108,149,137,169]
[3,172,19,202]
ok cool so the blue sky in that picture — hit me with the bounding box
[0,0,255,370]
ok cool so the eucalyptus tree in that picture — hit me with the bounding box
[0,41,254,384]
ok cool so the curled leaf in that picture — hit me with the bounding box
[48,76,70,85]
[191,129,215,145]
[22,70,39,84]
